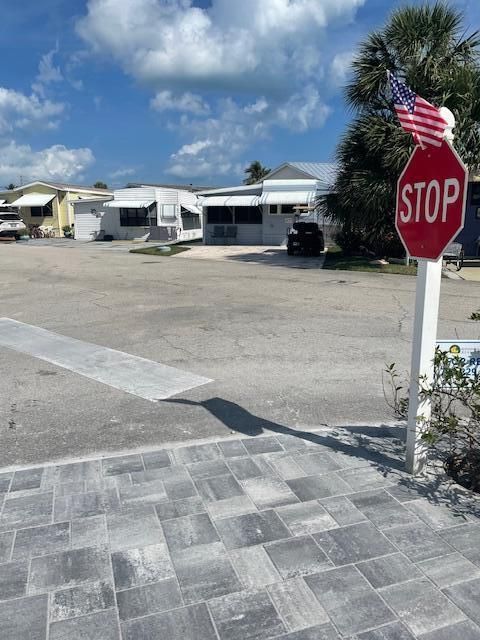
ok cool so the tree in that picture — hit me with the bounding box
[4,183,16,190]
[243,161,270,185]
[323,3,480,256]
[93,181,108,189]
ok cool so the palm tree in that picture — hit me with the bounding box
[243,161,270,185]
[93,181,108,189]
[323,3,480,256]
[4,183,16,190]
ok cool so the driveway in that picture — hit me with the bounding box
[179,245,327,269]
[0,242,478,467]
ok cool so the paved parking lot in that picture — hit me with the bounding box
[0,241,478,468]
[1,428,480,640]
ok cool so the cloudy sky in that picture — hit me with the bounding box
[1,0,478,187]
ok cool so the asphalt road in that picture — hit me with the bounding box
[0,241,478,467]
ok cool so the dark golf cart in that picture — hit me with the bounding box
[287,221,324,256]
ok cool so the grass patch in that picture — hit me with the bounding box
[324,246,417,276]
[130,245,190,257]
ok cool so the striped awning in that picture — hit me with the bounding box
[11,193,55,207]
[103,200,154,208]
[258,191,316,205]
[199,195,260,207]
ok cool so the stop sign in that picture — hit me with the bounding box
[395,140,468,260]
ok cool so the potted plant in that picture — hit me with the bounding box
[62,225,73,238]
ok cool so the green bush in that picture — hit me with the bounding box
[386,350,480,492]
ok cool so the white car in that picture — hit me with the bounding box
[0,211,27,238]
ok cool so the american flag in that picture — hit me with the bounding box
[389,72,448,148]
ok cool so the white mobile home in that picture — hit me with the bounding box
[199,162,337,246]
[73,185,203,242]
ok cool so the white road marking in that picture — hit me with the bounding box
[0,318,212,401]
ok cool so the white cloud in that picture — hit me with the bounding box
[330,51,354,87]
[151,91,210,115]
[109,167,136,178]
[0,141,94,184]
[77,0,364,93]
[32,46,63,97]
[0,87,64,133]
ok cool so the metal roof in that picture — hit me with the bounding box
[286,162,338,186]
[0,181,112,195]
[126,182,216,192]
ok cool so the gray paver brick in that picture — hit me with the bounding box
[172,541,242,603]
[277,624,341,639]
[208,587,286,639]
[320,495,368,526]
[265,535,331,578]
[121,602,217,640]
[227,457,264,480]
[417,552,480,588]
[163,476,198,500]
[0,492,53,531]
[155,496,205,522]
[142,449,171,470]
[380,577,465,635]
[111,543,174,590]
[405,498,469,530]
[71,514,108,548]
[54,488,120,521]
[49,609,120,640]
[12,522,70,560]
[49,580,115,622]
[174,443,221,464]
[11,468,44,492]
[313,521,395,566]
[356,553,421,589]
[195,474,245,502]
[439,523,480,560]
[102,455,144,476]
[242,437,284,456]
[116,577,183,621]
[418,619,480,640]
[443,577,480,626]
[286,475,351,502]
[0,473,12,493]
[349,490,419,529]
[230,545,281,588]
[0,560,28,600]
[0,594,47,640]
[216,509,291,549]
[206,494,257,519]
[305,565,396,636]
[163,512,219,552]
[118,479,168,506]
[266,454,305,480]
[383,521,454,562]
[186,459,230,480]
[242,476,299,509]
[44,461,102,486]
[355,621,415,639]
[275,500,338,535]
[0,531,14,563]
[54,481,85,496]
[341,466,393,491]
[29,546,111,593]
[218,439,249,458]
[107,507,163,552]
[268,578,329,631]
[294,452,342,475]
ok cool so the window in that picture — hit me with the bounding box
[206,206,232,224]
[281,204,297,215]
[235,206,262,224]
[269,205,278,214]
[120,207,149,226]
[30,202,53,217]
[181,209,201,230]
[471,183,480,205]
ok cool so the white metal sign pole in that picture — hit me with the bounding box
[405,257,442,474]
[405,107,455,474]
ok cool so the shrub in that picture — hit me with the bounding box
[385,350,480,492]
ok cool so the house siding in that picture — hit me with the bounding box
[455,182,480,256]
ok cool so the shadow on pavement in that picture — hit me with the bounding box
[165,396,480,519]
[223,248,326,269]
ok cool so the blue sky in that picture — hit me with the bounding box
[0,0,478,188]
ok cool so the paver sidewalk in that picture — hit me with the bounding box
[1,426,480,639]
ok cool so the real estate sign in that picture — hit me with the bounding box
[436,340,480,377]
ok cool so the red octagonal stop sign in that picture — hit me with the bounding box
[395,140,468,260]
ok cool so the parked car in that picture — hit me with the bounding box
[0,210,27,238]
[287,221,324,256]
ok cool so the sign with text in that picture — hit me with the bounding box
[437,340,480,377]
[396,139,468,260]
